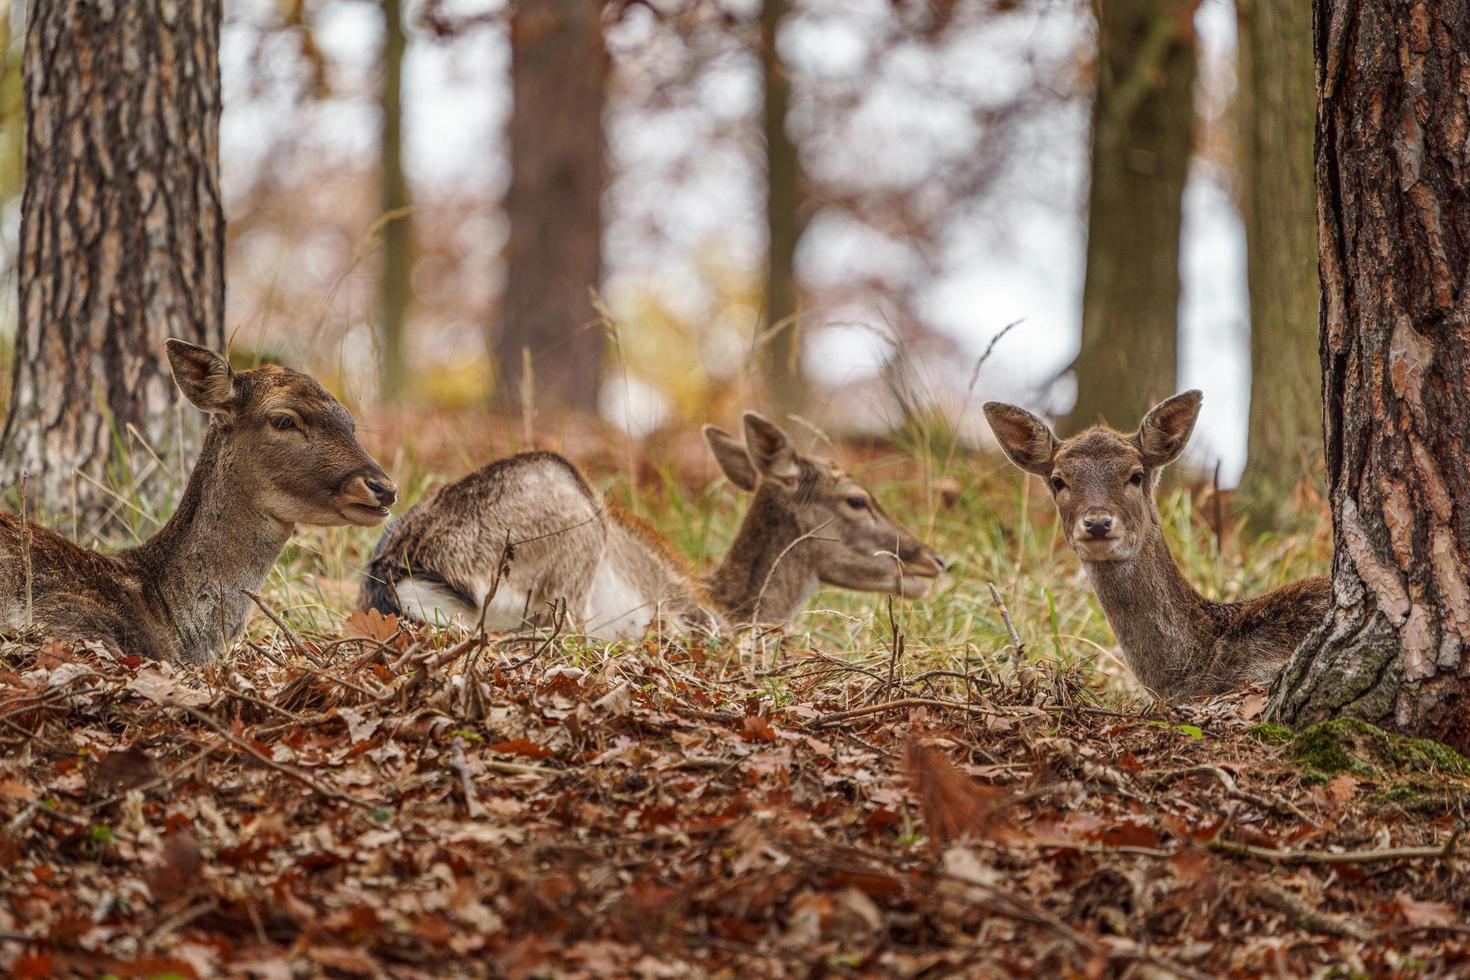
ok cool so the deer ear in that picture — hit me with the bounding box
[983,402,1057,476]
[1135,390,1202,467]
[741,412,800,487]
[166,339,236,414]
[702,425,757,491]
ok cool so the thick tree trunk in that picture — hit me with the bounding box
[1237,0,1319,530]
[0,0,224,532]
[1269,1,1470,751]
[378,0,411,398]
[761,0,805,418]
[1063,0,1196,435]
[497,0,605,416]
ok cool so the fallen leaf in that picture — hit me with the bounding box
[1395,890,1456,927]
[1327,772,1360,804]
[344,607,400,645]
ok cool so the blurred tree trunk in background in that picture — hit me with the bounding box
[498,0,605,415]
[378,0,411,398]
[1269,1,1470,750]
[761,0,805,418]
[1237,0,1317,529]
[0,0,224,533]
[1063,0,1197,435]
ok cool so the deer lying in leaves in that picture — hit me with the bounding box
[0,341,396,664]
[983,391,1329,698]
[360,412,944,637]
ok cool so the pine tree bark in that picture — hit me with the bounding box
[1,0,224,531]
[1063,0,1197,435]
[378,0,411,398]
[1269,1,1470,751]
[1237,0,1319,529]
[497,0,605,415]
[761,0,805,418]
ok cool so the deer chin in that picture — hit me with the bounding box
[898,573,937,599]
[1072,536,1134,562]
[340,501,392,527]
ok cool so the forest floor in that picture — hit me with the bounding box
[2,428,1468,978]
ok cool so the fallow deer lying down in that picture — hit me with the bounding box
[359,412,944,637]
[0,341,397,664]
[983,391,1329,698]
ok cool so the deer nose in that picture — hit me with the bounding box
[365,477,398,507]
[1082,512,1114,539]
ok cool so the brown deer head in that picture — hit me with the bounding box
[166,340,396,528]
[703,412,944,598]
[983,391,1202,562]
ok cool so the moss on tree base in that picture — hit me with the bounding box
[1287,718,1470,815]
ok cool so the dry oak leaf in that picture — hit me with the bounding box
[344,607,401,646]
[1395,890,1457,928]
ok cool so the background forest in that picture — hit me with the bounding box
[0,0,1314,507]
[3,0,1469,977]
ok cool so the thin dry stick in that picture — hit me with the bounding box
[810,697,1010,729]
[1147,764,1315,826]
[987,582,1024,658]
[248,642,389,702]
[91,744,218,812]
[243,590,325,667]
[19,470,32,630]
[1250,881,1375,942]
[1211,826,1462,865]
[182,706,373,811]
[450,735,486,819]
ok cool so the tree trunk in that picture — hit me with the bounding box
[1269,1,1470,752]
[378,0,411,399]
[1063,0,1197,435]
[497,0,605,416]
[761,0,804,418]
[1236,0,1319,530]
[0,0,224,534]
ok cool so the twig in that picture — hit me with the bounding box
[1147,765,1315,825]
[1211,827,1461,865]
[449,735,486,818]
[146,898,219,950]
[181,706,373,811]
[1250,881,1375,941]
[243,590,325,667]
[987,582,1024,658]
[91,744,218,812]
[809,697,1009,729]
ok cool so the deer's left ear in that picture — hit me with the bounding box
[1135,390,1202,467]
[166,339,237,414]
[703,424,758,491]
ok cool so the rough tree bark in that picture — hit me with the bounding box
[0,0,224,531]
[1269,1,1470,751]
[496,0,605,416]
[1063,0,1197,435]
[378,0,411,398]
[1237,0,1319,530]
[761,0,805,418]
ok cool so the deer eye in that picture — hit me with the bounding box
[269,415,297,432]
[1129,471,1145,487]
[1049,476,1067,494]
[846,495,868,511]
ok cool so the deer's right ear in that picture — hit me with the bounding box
[983,402,1058,476]
[166,339,237,414]
[741,412,801,488]
[702,425,758,491]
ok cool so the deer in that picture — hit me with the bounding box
[983,391,1330,699]
[359,412,945,638]
[0,340,397,665]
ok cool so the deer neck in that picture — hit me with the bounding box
[705,489,818,626]
[128,422,295,661]
[1080,524,1217,694]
